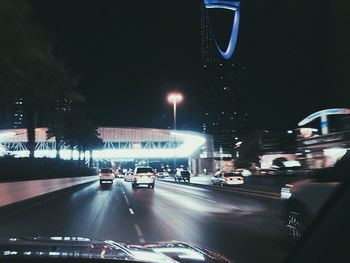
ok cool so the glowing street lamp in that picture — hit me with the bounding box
[167,93,183,130]
[167,92,183,173]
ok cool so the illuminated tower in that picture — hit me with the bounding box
[200,0,247,154]
[200,0,219,67]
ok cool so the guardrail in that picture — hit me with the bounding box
[0,176,98,208]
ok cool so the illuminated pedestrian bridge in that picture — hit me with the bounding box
[0,127,210,160]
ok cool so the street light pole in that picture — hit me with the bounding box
[167,93,183,130]
[173,100,177,130]
[167,92,183,174]
[173,100,177,173]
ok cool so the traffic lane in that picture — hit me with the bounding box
[121,180,289,263]
[163,175,291,195]
[0,181,140,243]
[157,180,282,221]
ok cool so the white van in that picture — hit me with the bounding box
[132,166,156,188]
[99,168,115,184]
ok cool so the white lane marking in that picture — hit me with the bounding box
[129,208,135,215]
[124,194,130,205]
[134,224,146,243]
[118,180,130,204]
[134,224,143,236]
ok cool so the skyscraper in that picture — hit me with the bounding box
[200,1,247,154]
[0,97,25,129]
[13,97,24,128]
[200,1,219,67]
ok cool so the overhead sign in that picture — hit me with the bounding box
[204,0,240,60]
[298,108,350,126]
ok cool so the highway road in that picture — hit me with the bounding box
[0,179,292,263]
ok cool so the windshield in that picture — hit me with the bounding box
[223,173,238,177]
[100,169,112,173]
[0,1,348,263]
[136,168,154,174]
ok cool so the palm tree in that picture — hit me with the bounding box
[62,107,102,166]
[46,97,72,159]
[75,117,103,167]
[87,136,103,168]
[0,0,83,157]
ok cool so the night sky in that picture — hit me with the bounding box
[30,0,350,131]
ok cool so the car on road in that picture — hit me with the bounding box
[132,166,156,188]
[99,168,115,184]
[156,171,169,179]
[174,170,191,182]
[124,171,134,182]
[211,171,244,186]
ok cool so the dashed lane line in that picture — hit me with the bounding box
[134,224,146,244]
[123,194,130,205]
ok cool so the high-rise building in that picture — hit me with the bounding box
[13,97,24,128]
[0,97,25,129]
[200,1,247,154]
[200,1,219,66]
[0,96,73,130]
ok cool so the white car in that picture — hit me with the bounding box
[132,166,156,188]
[99,168,115,184]
[211,171,244,186]
[156,172,169,179]
[124,172,134,182]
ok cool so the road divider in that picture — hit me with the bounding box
[0,176,98,208]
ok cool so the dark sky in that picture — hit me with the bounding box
[30,0,350,131]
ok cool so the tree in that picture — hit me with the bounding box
[46,98,74,159]
[62,107,102,166]
[0,0,82,157]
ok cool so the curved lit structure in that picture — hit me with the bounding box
[204,0,240,60]
[0,127,208,160]
[298,108,350,135]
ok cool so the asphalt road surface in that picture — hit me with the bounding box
[0,179,292,263]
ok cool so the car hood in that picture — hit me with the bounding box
[0,237,233,263]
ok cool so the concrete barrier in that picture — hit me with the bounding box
[0,176,98,208]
